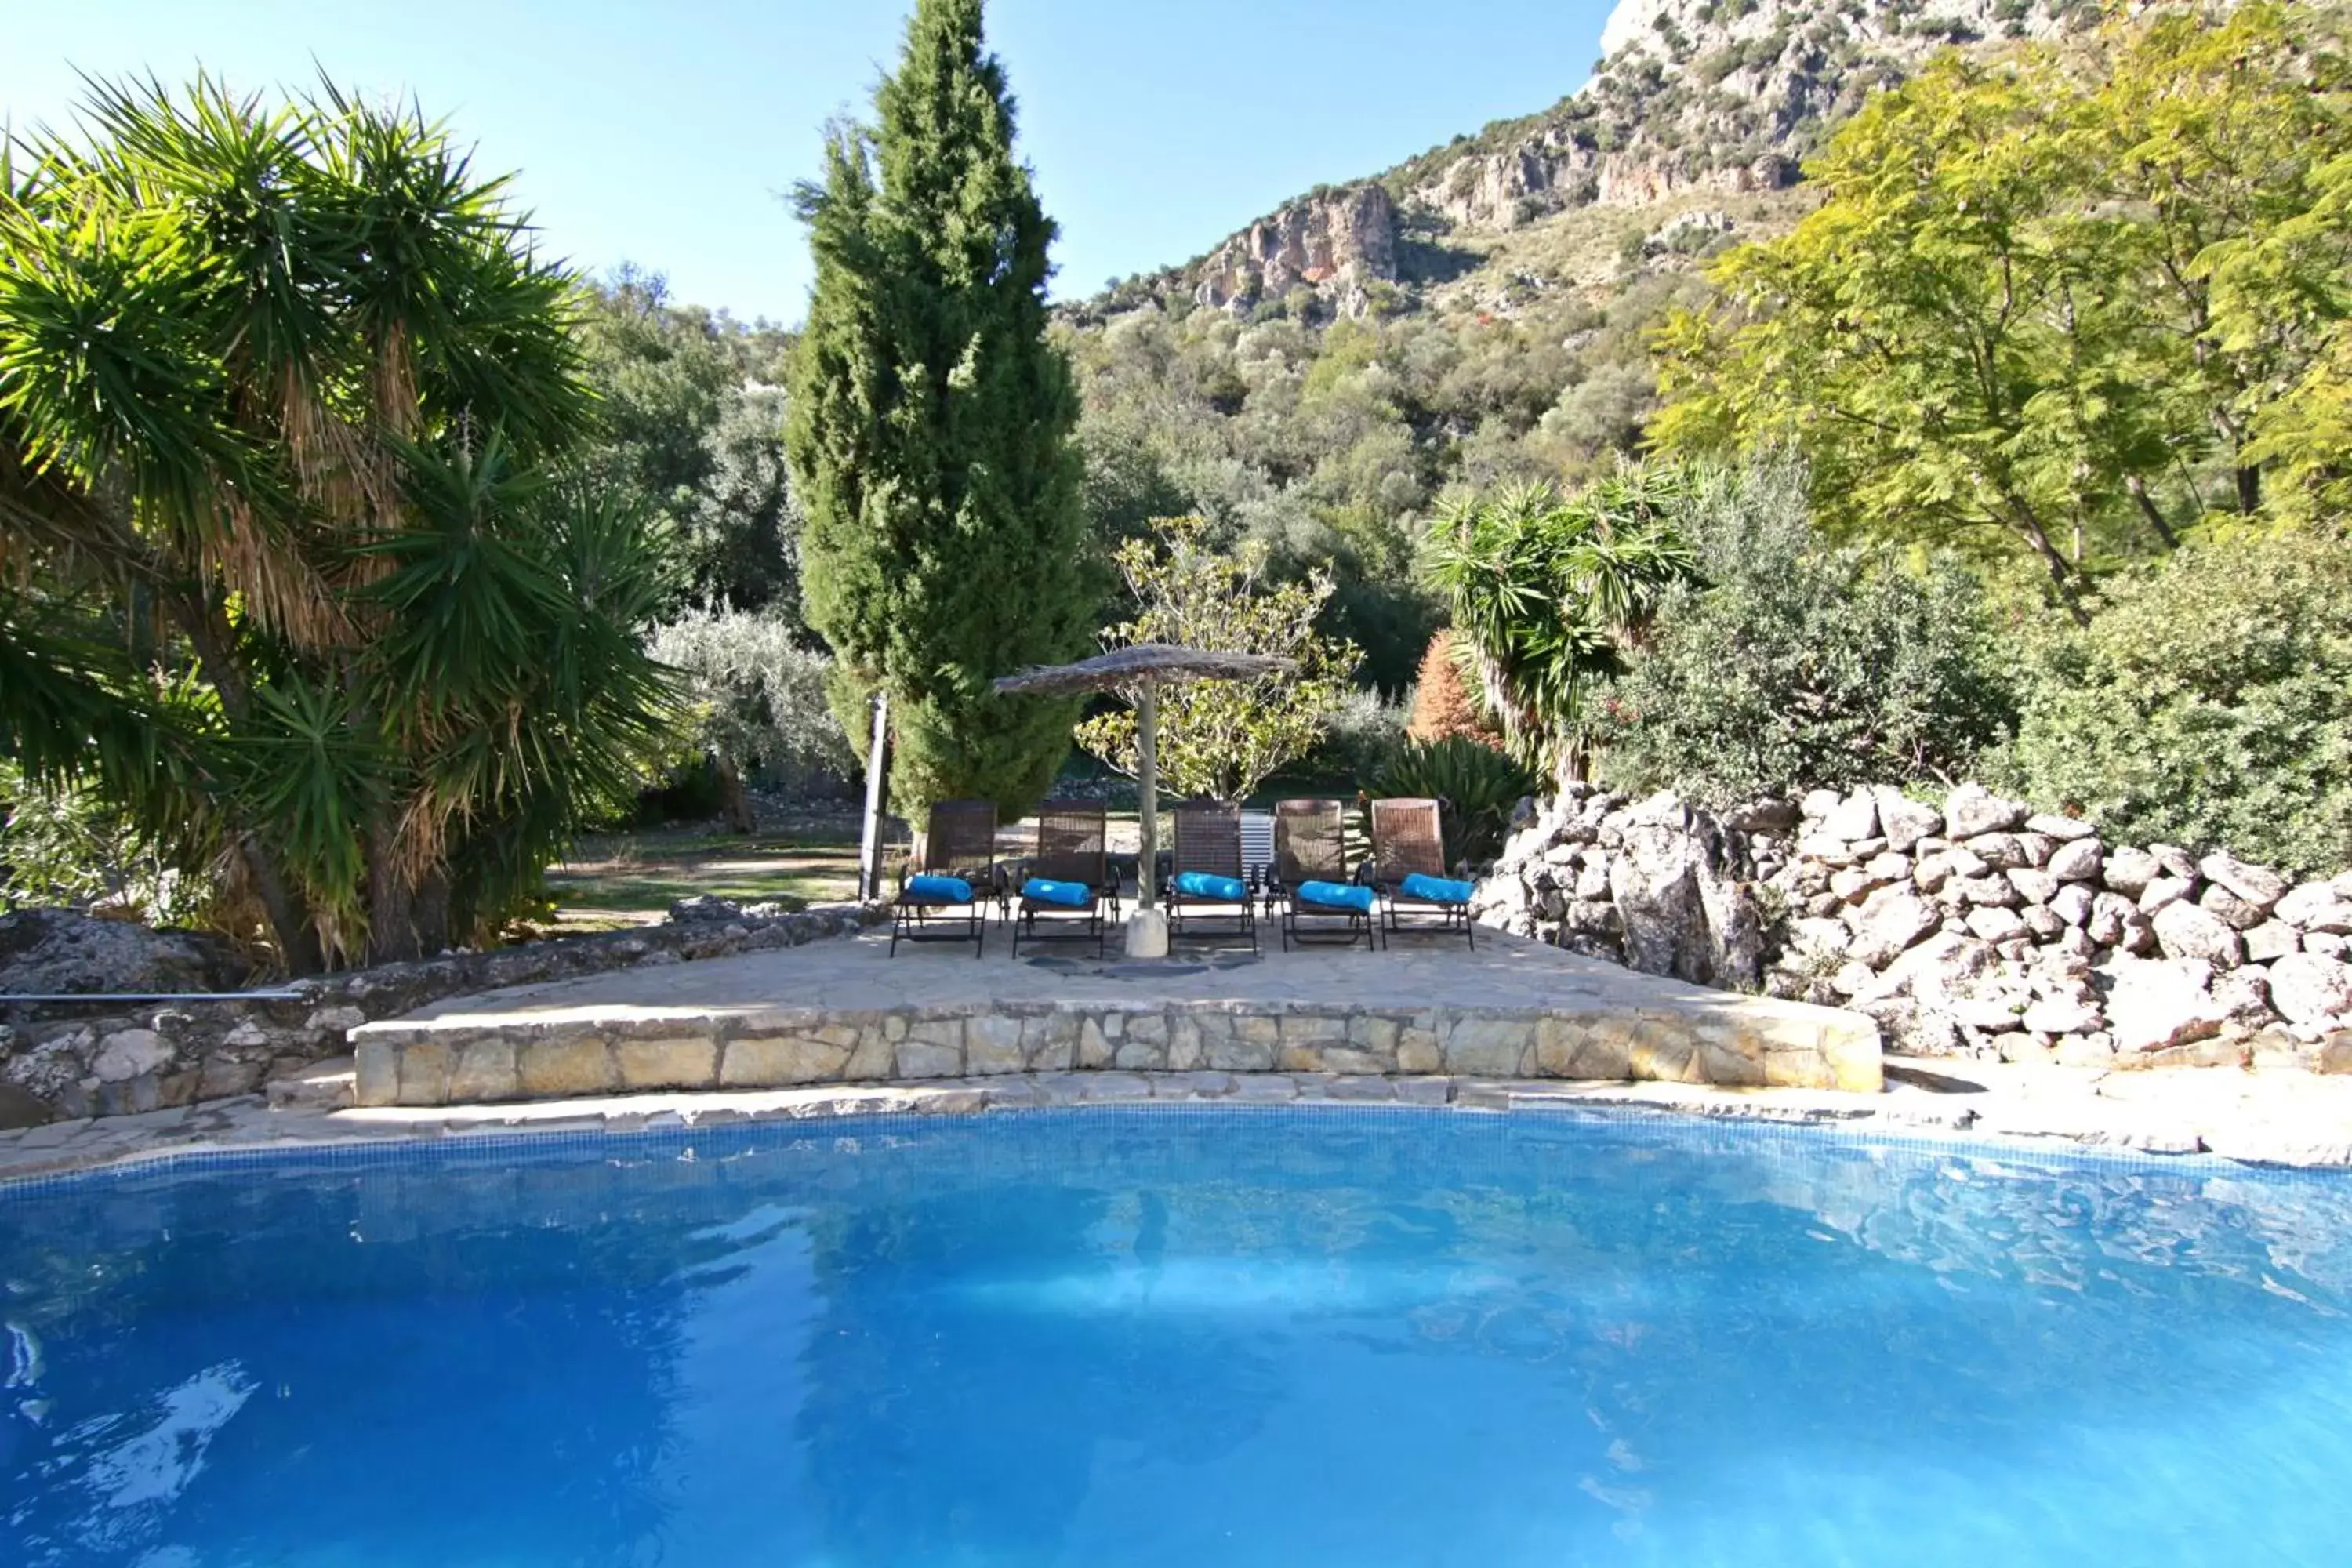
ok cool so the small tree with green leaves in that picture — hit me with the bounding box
[786,0,1096,822]
[1074,517,1359,801]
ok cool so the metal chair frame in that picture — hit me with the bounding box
[891,800,1002,958]
[1163,798,1258,952]
[1269,797,1378,952]
[1011,799,1120,958]
[1370,796,1475,948]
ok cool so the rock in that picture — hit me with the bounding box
[2089,891,2151,952]
[2139,875,2195,914]
[2321,1033,2352,1074]
[2055,1033,2118,1068]
[2049,884,2096,927]
[2014,833,2056,868]
[1867,931,1996,1003]
[1874,789,1944,852]
[1943,783,2026,837]
[2149,843,2200,880]
[1962,833,2027,870]
[2278,882,2352,934]
[2152,899,2246,969]
[2020,904,2067,942]
[2199,851,2289,912]
[1791,916,1853,956]
[2023,996,2100,1035]
[1831,961,1879,998]
[0,909,243,995]
[2046,839,2103,883]
[2198,883,2269,931]
[0,1080,55,1127]
[92,1028,172,1083]
[1823,789,1879,842]
[2025,812,2099,842]
[1847,893,1940,968]
[2103,845,2161,898]
[2102,956,2229,1054]
[1800,788,1845,822]
[2310,933,2351,961]
[2210,967,2275,1026]
[2245,921,2303,964]
[1956,875,2020,909]
[1722,797,1799,834]
[667,895,745,923]
[1965,906,2029,943]
[1605,816,1762,989]
[2006,867,2058,906]
[2267,953,2352,1025]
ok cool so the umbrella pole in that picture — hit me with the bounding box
[1135,679,1158,909]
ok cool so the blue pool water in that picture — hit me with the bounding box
[5,1109,2352,1566]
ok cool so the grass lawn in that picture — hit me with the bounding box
[543,821,866,928]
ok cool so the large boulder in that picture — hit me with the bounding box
[2101,956,2230,1054]
[2103,845,2161,898]
[2268,953,2352,1026]
[2046,838,2103,883]
[1605,806,1762,989]
[2200,851,2289,913]
[1943,783,2027,838]
[1873,788,1944,853]
[0,909,245,996]
[2153,899,2246,969]
[1847,891,1940,968]
[2278,882,2352,934]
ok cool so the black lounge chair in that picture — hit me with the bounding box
[891,799,1002,957]
[1011,799,1120,958]
[1370,797,1477,948]
[1163,798,1258,952]
[1269,797,1377,952]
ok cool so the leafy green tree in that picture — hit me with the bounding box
[1588,464,2017,803]
[786,0,1095,819]
[0,77,672,970]
[1421,464,1700,780]
[1073,517,1360,802]
[2001,529,2352,878]
[649,607,854,829]
[1655,4,2352,591]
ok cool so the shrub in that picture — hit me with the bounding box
[2001,532,2352,877]
[1294,688,1409,787]
[649,608,857,799]
[1589,463,2016,803]
[1371,738,1539,869]
[1405,631,1501,746]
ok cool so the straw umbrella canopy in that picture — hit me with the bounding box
[995,645,1294,908]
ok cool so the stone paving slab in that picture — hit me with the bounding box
[346,926,1884,1101]
[6,1058,2352,1186]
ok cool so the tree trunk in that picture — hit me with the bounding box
[714,752,756,834]
[2126,474,2180,550]
[365,818,423,966]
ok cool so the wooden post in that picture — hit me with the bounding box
[1135,679,1158,909]
[857,689,889,901]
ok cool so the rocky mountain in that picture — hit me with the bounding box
[1098,0,2096,323]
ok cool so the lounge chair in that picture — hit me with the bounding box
[1011,799,1120,958]
[1269,797,1377,952]
[1370,797,1478,949]
[1163,798,1258,952]
[891,799,1002,958]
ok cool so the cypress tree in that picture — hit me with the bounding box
[786,0,1094,820]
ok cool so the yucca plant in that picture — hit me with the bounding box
[1370,737,1538,870]
[1422,463,1701,782]
[0,75,673,970]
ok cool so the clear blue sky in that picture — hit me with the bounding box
[5,1,1618,325]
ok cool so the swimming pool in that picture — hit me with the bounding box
[5,1107,2350,1566]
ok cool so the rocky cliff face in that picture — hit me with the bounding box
[1189,183,1399,318]
[1157,0,2098,317]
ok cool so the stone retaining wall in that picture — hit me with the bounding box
[1478,782,2352,1071]
[350,990,1882,1106]
[0,902,885,1127]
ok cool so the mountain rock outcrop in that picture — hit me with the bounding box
[1190,182,1399,317]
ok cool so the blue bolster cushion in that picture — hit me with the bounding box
[1173,870,1248,902]
[1022,877,1093,909]
[906,873,974,904]
[1296,880,1374,913]
[1400,872,1476,906]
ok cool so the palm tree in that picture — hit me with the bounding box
[0,76,673,970]
[1422,464,1701,783]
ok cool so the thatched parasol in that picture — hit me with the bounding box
[996,644,1294,916]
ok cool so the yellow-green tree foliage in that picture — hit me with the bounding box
[1655,3,2352,595]
[1074,518,1359,802]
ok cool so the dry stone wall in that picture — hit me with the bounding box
[1477,782,2352,1072]
[0,901,884,1127]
